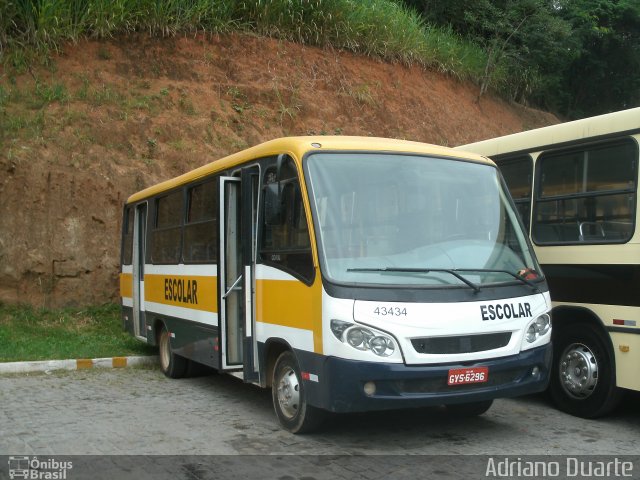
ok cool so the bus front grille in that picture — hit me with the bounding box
[411,332,512,355]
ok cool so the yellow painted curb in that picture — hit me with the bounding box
[76,359,94,369]
[0,356,159,374]
[112,357,128,368]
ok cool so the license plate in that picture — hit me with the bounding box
[447,367,489,386]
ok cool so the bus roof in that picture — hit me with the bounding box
[126,136,493,204]
[455,107,640,158]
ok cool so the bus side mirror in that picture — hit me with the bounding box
[264,183,283,226]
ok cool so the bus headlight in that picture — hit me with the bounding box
[524,314,551,344]
[535,315,551,336]
[369,336,395,357]
[526,324,537,343]
[330,320,396,357]
[330,319,351,338]
[346,327,372,350]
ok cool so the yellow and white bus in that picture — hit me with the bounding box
[458,107,640,418]
[120,136,552,432]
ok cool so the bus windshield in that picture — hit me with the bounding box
[305,152,540,288]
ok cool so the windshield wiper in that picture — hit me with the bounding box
[346,267,481,293]
[454,268,540,291]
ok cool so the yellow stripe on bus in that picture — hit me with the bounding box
[144,274,218,312]
[120,273,133,299]
[256,277,323,354]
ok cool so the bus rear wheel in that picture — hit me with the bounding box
[550,324,622,418]
[272,351,325,433]
[158,325,188,379]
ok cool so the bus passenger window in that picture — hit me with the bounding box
[184,180,217,263]
[122,206,134,265]
[151,191,183,264]
[496,155,533,230]
[533,140,636,244]
[260,158,314,283]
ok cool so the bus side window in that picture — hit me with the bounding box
[496,155,533,231]
[260,158,314,283]
[184,180,218,263]
[533,140,636,244]
[151,191,183,264]
[122,206,134,265]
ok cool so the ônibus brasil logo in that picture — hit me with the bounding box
[8,456,73,479]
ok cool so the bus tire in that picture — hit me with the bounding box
[550,324,622,418]
[158,325,188,379]
[446,399,493,417]
[272,351,325,433]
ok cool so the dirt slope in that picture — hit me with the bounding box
[0,33,558,307]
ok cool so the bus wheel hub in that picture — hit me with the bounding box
[560,343,598,398]
[277,367,300,419]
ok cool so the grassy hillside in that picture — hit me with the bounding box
[1,0,490,84]
[0,1,560,309]
[0,32,556,308]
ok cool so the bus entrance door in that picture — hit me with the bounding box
[219,172,259,383]
[132,203,147,340]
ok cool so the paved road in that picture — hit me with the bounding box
[1,367,638,479]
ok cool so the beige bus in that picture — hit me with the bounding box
[458,107,640,418]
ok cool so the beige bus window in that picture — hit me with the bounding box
[533,140,637,244]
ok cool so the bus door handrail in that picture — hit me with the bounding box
[223,274,243,299]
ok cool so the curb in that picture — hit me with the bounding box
[0,355,159,374]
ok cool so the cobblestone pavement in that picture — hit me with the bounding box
[0,368,640,480]
[1,366,638,458]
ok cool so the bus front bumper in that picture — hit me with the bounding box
[299,343,552,413]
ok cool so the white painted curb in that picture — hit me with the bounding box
[0,355,159,374]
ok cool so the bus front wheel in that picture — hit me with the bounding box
[272,351,325,433]
[158,325,188,379]
[550,324,622,418]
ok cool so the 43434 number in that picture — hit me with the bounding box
[373,306,407,316]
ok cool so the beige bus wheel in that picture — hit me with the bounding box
[550,324,622,418]
[158,325,188,379]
